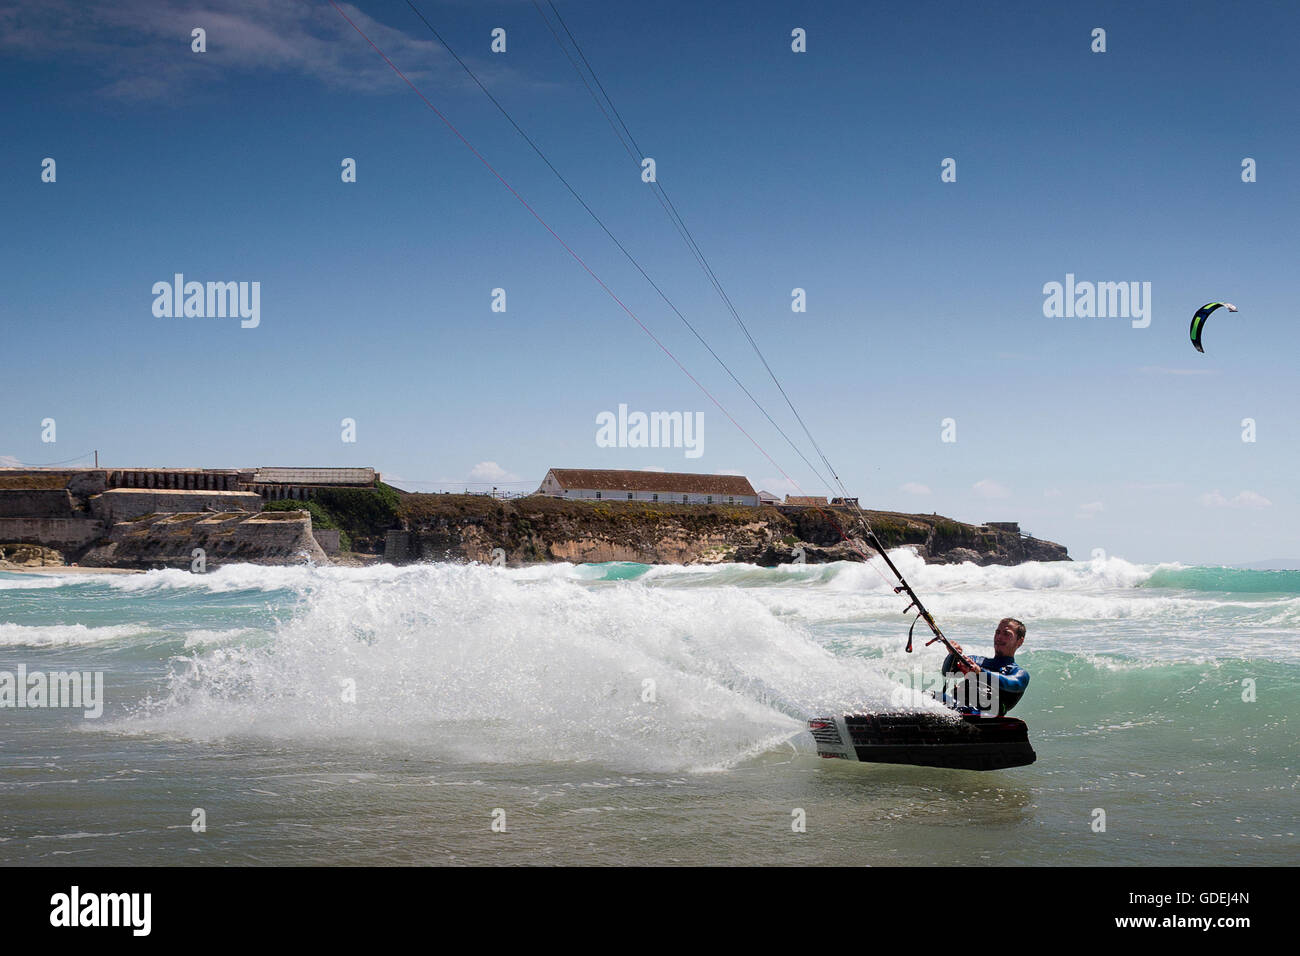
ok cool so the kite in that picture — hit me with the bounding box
[1190,302,1238,353]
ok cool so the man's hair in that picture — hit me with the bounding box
[1000,617,1026,641]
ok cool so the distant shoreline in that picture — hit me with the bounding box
[0,564,141,575]
[0,467,1070,570]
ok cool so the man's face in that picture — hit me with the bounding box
[993,620,1024,656]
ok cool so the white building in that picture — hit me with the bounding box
[537,469,759,506]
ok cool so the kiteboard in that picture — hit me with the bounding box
[808,712,1037,771]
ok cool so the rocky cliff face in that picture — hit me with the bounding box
[0,473,1068,570]
[390,496,1069,567]
[79,511,327,569]
[0,543,66,568]
[0,474,329,570]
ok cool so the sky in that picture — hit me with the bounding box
[2,0,1296,565]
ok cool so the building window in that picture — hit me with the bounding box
[652,494,658,502]
[627,493,633,500]
[727,496,733,504]
[596,491,601,499]
[707,496,713,504]
[682,495,688,504]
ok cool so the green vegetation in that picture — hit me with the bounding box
[313,483,400,533]
[263,500,353,551]
[397,493,767,528]
[262,483,400,553]
[928,517,983,554]
[864,515,910,541]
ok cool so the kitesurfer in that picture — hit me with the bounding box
[940,618,1030,716]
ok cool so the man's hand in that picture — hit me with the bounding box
[950,643,980,674]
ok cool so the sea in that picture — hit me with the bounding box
[1,553,1296,866]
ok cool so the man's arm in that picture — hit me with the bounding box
[987,662,1029,694]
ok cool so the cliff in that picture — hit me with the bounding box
[78,511,327,569]
[0,470,331,570]
[0,469,1068,570]
[387,495,1069,567]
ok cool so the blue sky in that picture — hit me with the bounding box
[2,0,1296,565]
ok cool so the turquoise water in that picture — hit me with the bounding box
[1,554,1296,865]
[1142,565,1300,594]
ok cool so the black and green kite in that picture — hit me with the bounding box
[1190,302,1238,353]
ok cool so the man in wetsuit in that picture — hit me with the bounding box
[941,617,1030,716]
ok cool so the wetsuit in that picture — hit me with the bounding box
[940,652,1029,716]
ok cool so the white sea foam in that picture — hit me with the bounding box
[181,628,261,648]
[115,562,945,771]
[100,561,435,594]
[18,553,1298,772]
[0,622,147,647]
[0,573,84,590]
[628,552,1168,594]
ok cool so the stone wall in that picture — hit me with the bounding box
[312,529,341,554]
[107,469,241,490]
[89,489,264,523]
[385,530,412,563]
[0,489,78,518]
[0,469,346,568]
[0,517,104,550]
[67,472,109,497]
[80,511,328,569]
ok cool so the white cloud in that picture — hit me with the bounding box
[467,461,518,483]
[0,455,22,467]
[1200,489,1271,509]
[1234,491,1272,509]
[900,482,931,495]
[1043,488,1063,498]
[1076,501,1104,519]
[640,465,667,472]
[714,468,746,476]
[0,0,527,102]
[972,479,1010,499]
